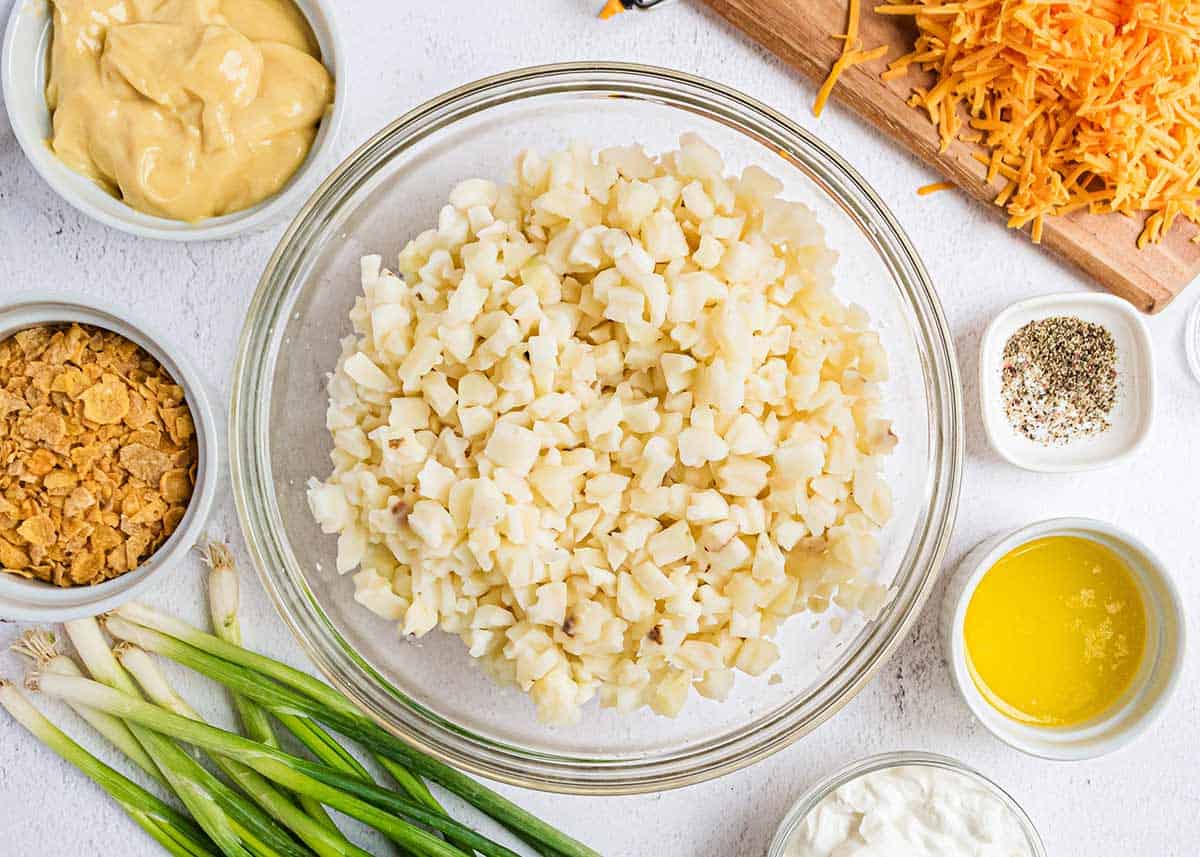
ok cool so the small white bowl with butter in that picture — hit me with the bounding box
[768,751,1046,857]
[2,0,346,241]
[940,518,1187,761]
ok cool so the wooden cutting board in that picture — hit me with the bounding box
[702,0,1200,313]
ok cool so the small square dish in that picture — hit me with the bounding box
[980,293,1154,472]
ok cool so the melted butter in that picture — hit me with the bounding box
[46,0,333,221]
[964,535,1147,727]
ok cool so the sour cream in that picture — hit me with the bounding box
[784,764,1034,857]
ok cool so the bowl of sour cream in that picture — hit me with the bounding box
[767,751,1046,857]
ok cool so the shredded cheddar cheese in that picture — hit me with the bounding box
[879,0,1200,247]
[814,0,889,117]
[917,180,956,195]
[598,0,626,19]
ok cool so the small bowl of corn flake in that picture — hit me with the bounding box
[0,294,218,621]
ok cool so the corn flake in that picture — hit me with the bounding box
[81,374,131,424]
[0,323,197,587]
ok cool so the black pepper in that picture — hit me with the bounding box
[1000,315,1118,445]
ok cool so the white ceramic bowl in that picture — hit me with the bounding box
[979,293,1154,472]
[0,294,219,621]
[1186,294,1200,385]
[941,517,1186,760]
[767,751,1046,857]
[1,0,346,241]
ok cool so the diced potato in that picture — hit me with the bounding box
[307,134,895,724]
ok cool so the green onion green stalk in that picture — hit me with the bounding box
[108,605,600,857]
[34,671,520,857]
[0,680,219,857]
[117,644,371,857]
[205,542,343,838]
[182,544,511,857]
[63,618,307,857]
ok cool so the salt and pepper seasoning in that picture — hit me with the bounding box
[1000,316,1118,445]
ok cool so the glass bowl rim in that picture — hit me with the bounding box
[766,750,1048,857]
[231,61,964,794]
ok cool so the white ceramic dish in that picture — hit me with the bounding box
[979,293,1154,471]
[767,750,1046,857]
[940,517,1186,761]
[1,0,346,242]
[0,293,220,621]
[1186,294,1200,385]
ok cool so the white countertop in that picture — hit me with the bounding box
[1,2,1197,855]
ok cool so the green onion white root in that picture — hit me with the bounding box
[10,629,161,782]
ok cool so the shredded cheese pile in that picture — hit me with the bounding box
[814,0,889,117]
[878,0,1200,246]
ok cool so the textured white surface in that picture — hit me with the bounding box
[1,2,1197,855]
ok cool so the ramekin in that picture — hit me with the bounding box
[767,750,1046,857]
[1,0,346,242]
[0,293,219,621]
[979,293,1154,472]
[941,518,1186,760]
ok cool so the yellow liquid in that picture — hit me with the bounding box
[964,535,1147,727]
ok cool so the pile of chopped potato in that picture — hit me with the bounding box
[308,135,896,724]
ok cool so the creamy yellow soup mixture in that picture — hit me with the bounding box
[47,0,334,221]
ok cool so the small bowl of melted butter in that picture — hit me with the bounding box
[941,518,1186,760]
[2,0,345,240]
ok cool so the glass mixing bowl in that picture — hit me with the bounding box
[231,63,962,794]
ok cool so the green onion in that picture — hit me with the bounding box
[205,542,342,838]
[0,679,219,857]
[207,545,441,857]
[37,671,527,857]
[270,709,461,855]
[10,630,162,784]
[118,645,371,857]
[206,543,282,749]
[115,602,362,718]
[63,618,298,857]
[109,606,600,857]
